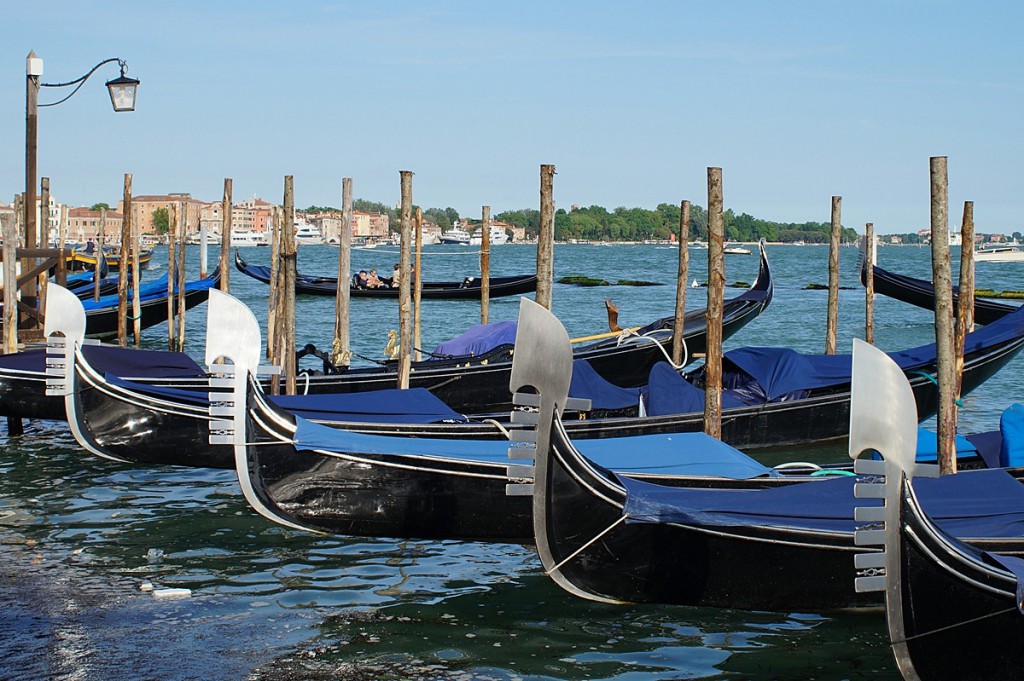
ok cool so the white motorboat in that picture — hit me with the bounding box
[439,227,471,245]
[231,229,269,247]
[975,244,1024,262]
[470,226,510,245]
[294,220,325,245]
[724,243,751,255]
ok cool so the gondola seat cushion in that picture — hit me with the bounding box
[999,403,1024,467]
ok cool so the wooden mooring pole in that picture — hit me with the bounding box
[2,209,20,436]
[672,200,691,365]
[865,223,875,344]
[117,174,132,348]
[94,209,105,302]
[825,195,841,355]
[481,205,491,325]
[930,156,956,475]
[704,169,724,439]
[397,170,413,389]
[131,204,142,346]
[536,164,555,310]
[220,178,232,292]
[332,178,353,368]
[167,203,177,350]
[955,201,975,406]
[267,206,281,366]
[2,211,19,355]
[175,202,186,351]
[414,208,423,361]
[38,178,49,319]
[282,176,297,395]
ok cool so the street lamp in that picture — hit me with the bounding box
[22,51,139,322]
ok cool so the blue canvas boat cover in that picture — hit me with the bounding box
[986,552,1024,614]
[294,416,776,478]
[271,388,467,424]
[568,360,641,411]
[85,345,206,378]
[103,374,468,425]
[618,467,1024,538]
[645,363,748,417]
[430,320,518,358]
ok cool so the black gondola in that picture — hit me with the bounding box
[515,299,1024,611]
[851,339,1024,681]
[5,244,773,422]
[860,255,1017,325]
[235,250,538,299]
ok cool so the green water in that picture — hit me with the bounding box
[2,243,1019,679]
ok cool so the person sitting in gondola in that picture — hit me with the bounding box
[389,263,400,288]
[366,269,383,288]
[354,270,369,289]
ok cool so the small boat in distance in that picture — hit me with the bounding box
[975,244,1024,262]
[230,229,269,247]
[439,227,471,245]
[294,220,325,245]
[470,226,510,245]
[724,243,751,255]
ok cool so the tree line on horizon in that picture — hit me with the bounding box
[301,200,860,243]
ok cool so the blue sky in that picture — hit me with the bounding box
[2,1,1023,233]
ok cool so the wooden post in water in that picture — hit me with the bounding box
[672,200,691,365]
[220,178,232,292]
[267,206,282,364]
[131,205,142,346]
[397,170,413,389]
[94,209,106,302]
[865,223,875,344]
[58,203,68,256]
[176,201,187,351]
[167,203,177,350]
[117,174,132,348]
[929,156,956,475]
[536,164,556,310]
[955,201,975,406]
[38,178,49,317]
[825,196,842,355]
[2,210,20,436]
[414,208,423,361]
[2,211,19,355]
[704,168,724,439]
[332,178,353,368]
[481,205,491,325]
[282,176,297,395]
[200,221,208,279]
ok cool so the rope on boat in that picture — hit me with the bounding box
[480,418,511,438]
[894,606,1017,645]
[908,370,965,407]
[546,514,629,575]
[614,328,689,370]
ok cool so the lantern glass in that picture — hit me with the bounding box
[105,75,139,112]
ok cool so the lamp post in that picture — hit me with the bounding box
[22,51,139,322]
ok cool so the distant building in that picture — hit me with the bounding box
[121,193,204,235]
[67,208,125,244]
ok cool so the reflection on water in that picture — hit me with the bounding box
[4,244,1016,678]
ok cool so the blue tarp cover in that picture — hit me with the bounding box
[104,375,467,425]
[430,320,518,358]
[568,360,641,410]
[79,274,216,312]
[913,427,977,463]
[646,363,747,417]
[619,467,1024,538]
[86,345,206,378]
[272,388,466,424]
[294,416,775,478]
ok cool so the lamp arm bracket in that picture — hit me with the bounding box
[39,58,126,108]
